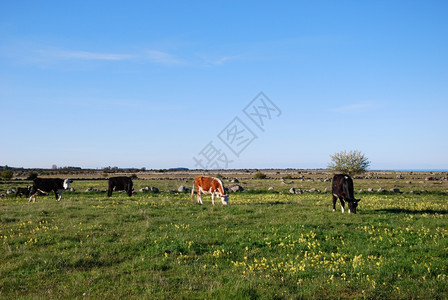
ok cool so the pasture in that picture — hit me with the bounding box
[1,171,448,299]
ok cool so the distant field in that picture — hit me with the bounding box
[1,171,447,299]
[3,169,448,194]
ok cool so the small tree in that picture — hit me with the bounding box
[254,171,267,179]
[0,169,13,180]
[327,150,370,176]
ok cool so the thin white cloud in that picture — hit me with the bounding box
[64,97,186,112]
[2,41,242,68]
[52,50,135,61]
[207,55,241,66]
[197,53,242,66]
[52,49,186,65]
[145,50,185,65]
[36,48,135,61]
[331,101,382,114]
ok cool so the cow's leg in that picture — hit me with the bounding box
[191,184,195,201]
[339,198,345,213]
[57,189,64,201]
[332,194,337,211]
[54,189,59,201]
[211,193,215,205]
[107,182,114,197]
[197,188,203,204]
[29,192,37,202]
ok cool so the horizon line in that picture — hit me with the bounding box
[2,166,447,173]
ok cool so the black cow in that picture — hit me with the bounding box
[332,174,360,214]
[29,178,71,202]
[15,186,31,197]
[107,176,133,197]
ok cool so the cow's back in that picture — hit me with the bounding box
[332,175,343,194]
[194,176,211,189]
[194,176,222,191]
[109,176,130,187]
[33,178,63,190]
[332,174,354,200]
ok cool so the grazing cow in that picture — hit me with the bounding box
[107,176,133,197]
[15,186,31,198]
[29,178,71,202]
[191,176,228,205]
[7,189,16,195]
[332,174,360,213]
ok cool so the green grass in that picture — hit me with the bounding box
[1,181,448,299]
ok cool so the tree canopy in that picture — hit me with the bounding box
[327,150,370,176]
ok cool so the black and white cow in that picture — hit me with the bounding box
[107,176,133,197]
[332,174,360,213]
[29,178,71,202]
[15,186,31,197]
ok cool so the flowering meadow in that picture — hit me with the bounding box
[1,176,447,299]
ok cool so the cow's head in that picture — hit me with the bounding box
[220,194,229,205]
[347,199,360,214]
[63,179,71,190]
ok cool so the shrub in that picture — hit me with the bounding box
[26,172,38,180]
[254,171,267,179]
[0,169,13,180]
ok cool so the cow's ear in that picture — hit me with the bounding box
[356,198,361,202]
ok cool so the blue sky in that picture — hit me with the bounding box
[1,1,447,170]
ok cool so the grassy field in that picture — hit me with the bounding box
[1,171,448,299]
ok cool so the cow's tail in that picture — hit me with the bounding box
[190,183,195,201]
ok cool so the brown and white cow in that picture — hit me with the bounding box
[191,176,229,205]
